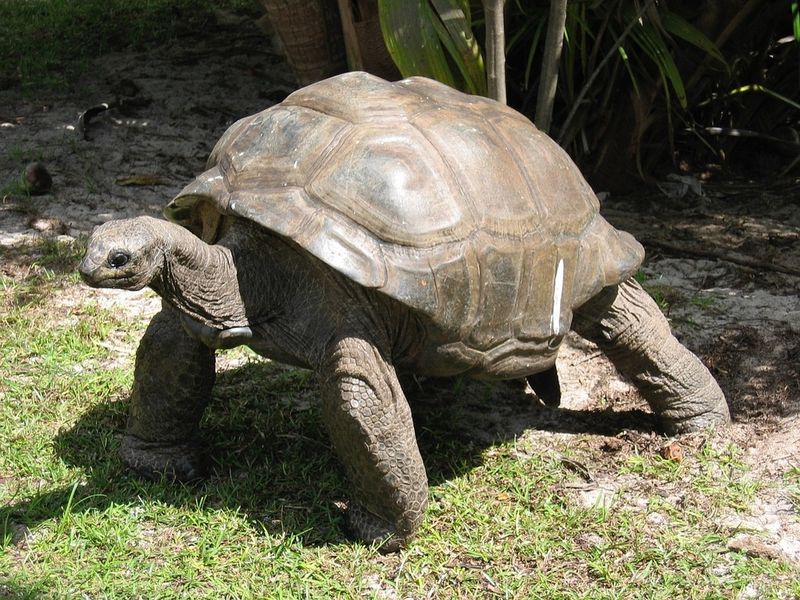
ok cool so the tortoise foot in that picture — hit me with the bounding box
[120,435,206,482]
[345,502,407,553]
[660,407,730,435]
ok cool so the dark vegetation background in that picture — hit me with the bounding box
[1,0,797,192]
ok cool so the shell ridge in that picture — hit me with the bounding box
[482,117,546,228]
[278,99,354,126]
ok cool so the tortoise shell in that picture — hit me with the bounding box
[165,72,643,366]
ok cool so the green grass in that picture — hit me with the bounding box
[1,244,798,597]
[0,0,259,90]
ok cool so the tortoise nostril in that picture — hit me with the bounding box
[108,251,130,269]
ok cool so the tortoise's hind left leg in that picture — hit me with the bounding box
[527,365,561,406]
[572,278,730,434]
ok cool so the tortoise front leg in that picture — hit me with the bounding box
[121,304,215,481]
[572,278,730,433]
[319,336,428,552]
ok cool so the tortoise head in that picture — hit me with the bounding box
[79,216,166,291]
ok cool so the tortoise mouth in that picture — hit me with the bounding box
[78,257,148,290]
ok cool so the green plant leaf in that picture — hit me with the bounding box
[793,2,800,40]
[726,84,800,111]
[378,0,456,87]
[429,0,486,95]
[617,44,643,99]
[378,0,485,95]
[523,21,546,91]
[661,10,727,69]
[629,21,687,109]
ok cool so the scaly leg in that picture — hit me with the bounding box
[572,278,730,433]
[319,335,428,552]
[121,304,215,480]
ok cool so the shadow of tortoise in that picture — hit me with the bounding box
[2,359,658,550]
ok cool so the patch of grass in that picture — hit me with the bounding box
[622,442,759,515]
[692,443,760,511]
[635,271,719,316]
[1,272,798,596]
[1,237,85,308]
[786,466,800,510]
[689,293,717,310]
[1,177,31,200]
[7,145,45,164]
[0,0,260,90]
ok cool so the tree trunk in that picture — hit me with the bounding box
[534,0,567,133]
[483,0,506,104]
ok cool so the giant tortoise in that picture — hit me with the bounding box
[80,72,729,551]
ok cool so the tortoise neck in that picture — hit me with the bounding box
[153,223,249,329]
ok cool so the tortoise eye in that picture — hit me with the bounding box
[108,251,130,268]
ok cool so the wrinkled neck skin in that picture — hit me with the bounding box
[151,219,421,370]
[151,223,248,330]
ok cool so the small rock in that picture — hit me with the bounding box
[575,532,606,549]
[23,161,52,195]
[572,484,616,510]
[361,574,398,600]
[600,436,624,452]
[728,534,784,561]
[28,216,67,234]
[608,379,632,394]
[659,442,683,462]
[7,522,31,547]
[737,582,762,599]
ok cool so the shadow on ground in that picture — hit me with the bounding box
[703,324,800,427]
[2,360,660,551]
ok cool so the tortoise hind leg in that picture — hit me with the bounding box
[571,278,730,433]
[121,304,215,481]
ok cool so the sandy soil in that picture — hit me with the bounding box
[2,10,799,565]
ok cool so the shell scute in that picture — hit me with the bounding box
[218,106,349,192]
[285,71,428,123]
[308,123,467,247]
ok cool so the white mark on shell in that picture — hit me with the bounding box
[551,258,564,335]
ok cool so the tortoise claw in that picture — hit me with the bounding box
[345,502,408,554]
[120,435,207,483]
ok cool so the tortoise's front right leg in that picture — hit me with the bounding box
[572,278,730,434]
[121,304,215,481]
[319,335,428,552]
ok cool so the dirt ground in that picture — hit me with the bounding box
[2,10,799,567]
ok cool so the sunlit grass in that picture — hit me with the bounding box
[1,271,796,598]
